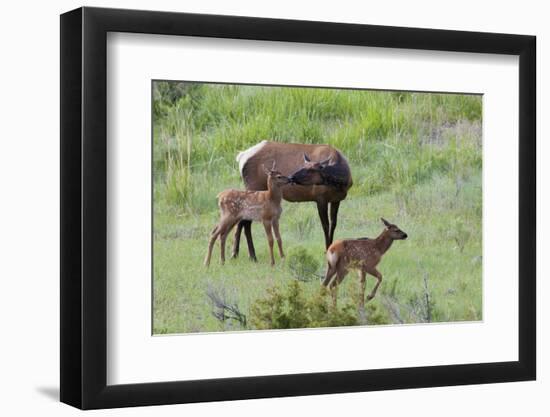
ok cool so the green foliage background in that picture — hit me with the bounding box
[153,81,482,334]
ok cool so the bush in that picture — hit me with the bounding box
[286,247,320,282]
[249,281,358,330]
[206,284,247,329]
[308,287,361,328]
[361,302,389,325]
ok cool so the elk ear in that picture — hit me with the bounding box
[262,164,271,175]
[303,153,311,163]
[271,160,277,171]
[319,156,332,168]
[381,217,391,227]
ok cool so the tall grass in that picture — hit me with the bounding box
[153,82,481,215]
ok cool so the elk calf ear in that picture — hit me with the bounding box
[381,217,391,227]
[303,153,311,163]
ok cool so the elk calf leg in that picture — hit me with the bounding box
[272,220,284,259]
[231,221,244,258]
[322,265,337,287]
[329,282,338,308]
[220,231,229,265]
[220,219,239,265]
[204,227,221,267]
[263,221,275,266]
[359,271,367,309]
[366,269,383,301]
[329,269,347,308]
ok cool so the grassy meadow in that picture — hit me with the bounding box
[152,81,483,334]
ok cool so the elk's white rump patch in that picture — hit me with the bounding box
[326,248,339,267]
[236,140,268,176]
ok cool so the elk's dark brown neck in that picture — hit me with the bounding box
[320,164,350,189]
[375,230,394,254]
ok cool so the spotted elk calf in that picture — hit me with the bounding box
[204,163,291,267]
[323,218,408,308]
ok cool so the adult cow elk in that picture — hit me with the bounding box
[233,140,353,261]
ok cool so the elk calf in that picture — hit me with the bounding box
[323,218,408,308]
[204,163,290,267]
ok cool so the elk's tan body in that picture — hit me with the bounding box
[238,141,351,204]
[323,218,408,308]
[217,189,282,223]
[204,166,290,267]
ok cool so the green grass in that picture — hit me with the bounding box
[152,82,482,334]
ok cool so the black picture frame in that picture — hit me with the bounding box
[60,6,536,410]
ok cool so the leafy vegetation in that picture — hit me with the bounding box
[250,281,359,330]
[152,81,482,334]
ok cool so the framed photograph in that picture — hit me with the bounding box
[60,6,536,409]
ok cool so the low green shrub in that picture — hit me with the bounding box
[249,281,358,330]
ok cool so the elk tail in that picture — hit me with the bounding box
[326,247,339,268]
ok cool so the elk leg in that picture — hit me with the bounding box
[328,201,340,245]
[243,220,257,262]
[220,231,228,265]
[263,221,275,266]
[272,219,284,259]
[204,225,221,267]
[322,263,337,287]
[330,282,338,308]
[359,270,367,310]
[366,268,383,301]
[231,220,245,258]
[330,267,347,308]
[219,220,239,265]
[323,267,338,307]
[316,201,330,248]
